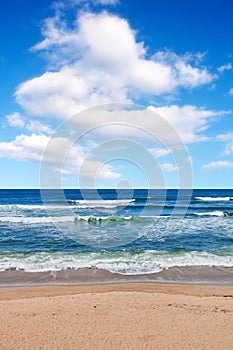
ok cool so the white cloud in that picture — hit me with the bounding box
[54,0,119,8]
[161,162,177,172]
[94,0,119,5]
[202,160,233,172]
[5,112,52,134]
[216,132,233,155]
[0,134,49,162]
[15,11,215,119]
[216,132,233,142]
[217,63,232,73]
[224,143,233,155]
[229,88,233,95]
[26,120,52,134]
[45,104,225,151]
[95,163,121,179]
[59,139,121,180]
[149,147,170,158]
[148,105,225,143]
[154,51,215,88]
[6,112,25,127]
[0,133,120,180]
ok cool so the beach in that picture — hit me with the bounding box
[0,283,233,350]
[1,190,233,348]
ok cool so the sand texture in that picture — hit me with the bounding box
[0,283,233,350]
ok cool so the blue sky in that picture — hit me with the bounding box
[0,0,233,188]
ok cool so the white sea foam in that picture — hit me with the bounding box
[0,204,71,210]
[194,211,225,217]
[195,196,232,201]
[0,215,143,225]
[0,216,76,224]
[0,199,135,211]
[67,199,135,206]
[0,250,233,274]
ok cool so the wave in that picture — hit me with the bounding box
[0,204,73,210]
[195,196,233,202]
[194,211,225,217]
[1,212,233,224]
[223,212,233,217]
[194,211,233,217]
[0,250,233,274]
[0,216,76,224]
[67,199,135,206]
[0,203,121,210]
[0,215,159,225]
[0,199,136,210]
[75,215,134,223]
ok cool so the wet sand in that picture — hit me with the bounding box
[0,283,233,350]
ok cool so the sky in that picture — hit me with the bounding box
[0,0,233,189]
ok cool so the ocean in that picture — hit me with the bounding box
[0,188,233,285]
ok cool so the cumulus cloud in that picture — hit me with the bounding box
[216,132,233,155]
[1,8,224,181]
[82,162,121,181]
[35,104,226,153]
[216,132,233,142]
[0,134,49,162]
[202,160,233,172]
[217,63,232,73]
[15,11,215,119]
[26,120,52,134]
[161,162,177,172]
[6,112,25,127]
[154,51,214,88]
[5,112,52,134]
[148,105,226,143]
[149,147,170,158]
[0,133,120,180]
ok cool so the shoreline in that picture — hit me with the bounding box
[1,281,233,299]
[0,282,233,349]
[1,265,233,286]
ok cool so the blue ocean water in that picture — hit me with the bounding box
[0,189,233,284]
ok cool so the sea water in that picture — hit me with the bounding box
[0,189,233,285]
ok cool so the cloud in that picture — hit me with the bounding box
[0,133,120,180]
[38,104,225,153]
[216,132,233,155]
[217,63,232,73]
[6,112,25,127]
[202,160,233,172]
[216,132,233,142]
[0,134,49,162]
[53,0,119,9]
[229,88,233,95]
[57,138,121,180]
[26,120,52,134]
[15,11,216,119]
[94,0,119,5]
[15,66,124,118]
[148,105,226,143]
[5,112,52,134]
[224,143,233,155]
[149,147,170,158]
[161,162,177,172]
[94,163,121,180]
[154,51,215,88]
[56,104,218,147]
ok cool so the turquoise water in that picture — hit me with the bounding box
[0,189,233,284]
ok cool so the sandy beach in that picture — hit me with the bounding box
[0,283,233,350]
